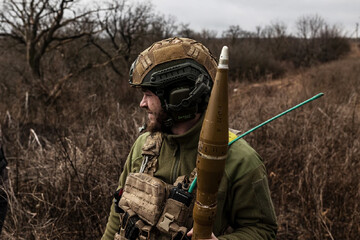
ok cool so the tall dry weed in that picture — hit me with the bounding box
[228,55,359,239]
[1,78,144,239]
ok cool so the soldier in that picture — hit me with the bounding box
[102,37,277,240]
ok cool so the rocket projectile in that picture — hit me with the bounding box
[192,46,229,239]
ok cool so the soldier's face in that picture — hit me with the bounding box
[140,89,167,132]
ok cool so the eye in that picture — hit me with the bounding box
[144,90,154,97]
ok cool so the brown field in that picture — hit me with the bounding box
[0,40,359,240]
[229,42,360,239]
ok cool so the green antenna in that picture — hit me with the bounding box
[188,93,324,193]
[228,92,324,146]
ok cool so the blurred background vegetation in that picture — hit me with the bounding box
[0,0,358,239]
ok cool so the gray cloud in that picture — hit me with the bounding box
[147,0,360,36]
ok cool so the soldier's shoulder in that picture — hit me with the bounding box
[130,132,151,152]
[226,138,263,178]
[136,132,151,142]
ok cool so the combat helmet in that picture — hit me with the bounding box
[129,37,218,126]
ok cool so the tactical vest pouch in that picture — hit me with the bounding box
[156,183,194,239]
[119,173,167,226]
[157,198,192,233]
[115,206,150,240]
[115,206,134,240]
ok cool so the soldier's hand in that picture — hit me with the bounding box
[186,228,218,240]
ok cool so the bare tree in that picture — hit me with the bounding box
[259,21,288,59]
[221,25,252,44]
[152,14,178,39]
[199,29,218,40]
[0,0,100,78]
[295,14,327,66]
[270,21,287,38]
[296,14,325,39]
[177,23,196,39]
[91,0,156,76]
[222,25,243,40]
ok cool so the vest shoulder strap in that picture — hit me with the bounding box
[140,132,163,175]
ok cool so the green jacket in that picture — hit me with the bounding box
[102,118,277,240]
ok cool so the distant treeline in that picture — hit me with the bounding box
[0,0,351,84]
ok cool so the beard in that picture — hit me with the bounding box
[146,109,169,133]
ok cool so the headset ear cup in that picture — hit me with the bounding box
[167,87,197,122]
[169,87,192,107]
[165,73,212,122]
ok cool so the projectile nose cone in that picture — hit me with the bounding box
[220,46,228,60]
[218,46,229,69]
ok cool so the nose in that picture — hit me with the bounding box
[139,95,147,108]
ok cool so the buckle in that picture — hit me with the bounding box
[158,213,175,232]
[139,225,151,240]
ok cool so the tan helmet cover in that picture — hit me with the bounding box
[131,37,218,86]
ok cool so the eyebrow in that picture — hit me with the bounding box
[141,88,155,95]
[140,87,149,93]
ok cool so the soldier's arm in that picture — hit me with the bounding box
[101,133,148,240]
[218,164,277,240]
[101,152,132,240]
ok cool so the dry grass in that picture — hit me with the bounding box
[228,45,360,239]
[0,42,359,239]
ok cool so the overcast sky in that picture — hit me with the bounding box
[140,0,360,37]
